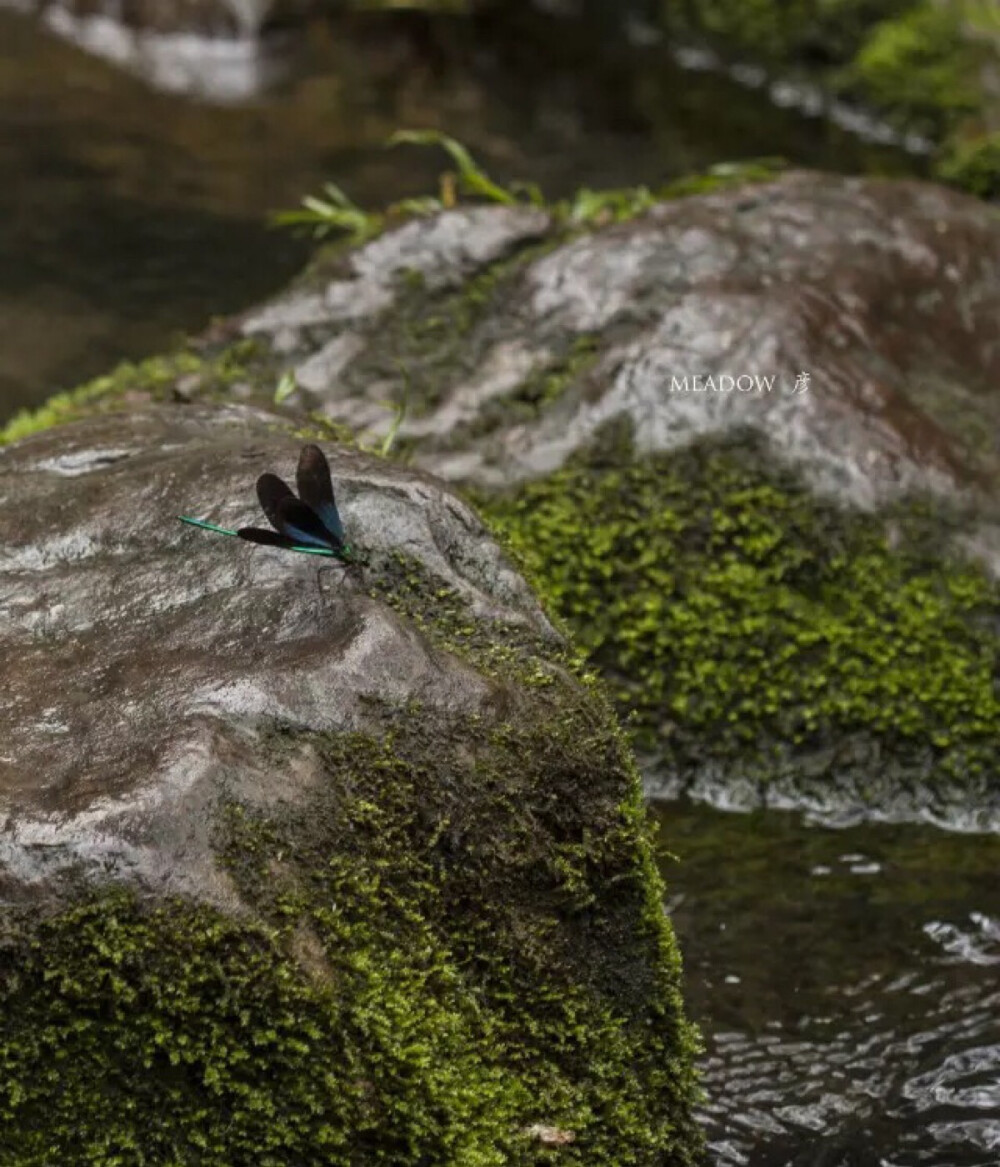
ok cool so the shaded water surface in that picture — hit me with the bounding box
[656,801,1000,1165]
[0,8,921,423]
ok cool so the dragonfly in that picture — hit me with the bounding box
[178,444,363,573]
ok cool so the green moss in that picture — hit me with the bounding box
[936,130,1000,197]
[848,2,982,137]
[0,695,702,1164]
[1,379,119,446]
[362,550,573,693]
[0,351,195,446]
[479,432,1000,788]
[664,0,913,66]
[241,703,701,1164]
[0,339,278,448]
[665,0,1000,193]
[0,891,353,1165]
[507,334,601,414]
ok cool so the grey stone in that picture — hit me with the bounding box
[0,404,553,907]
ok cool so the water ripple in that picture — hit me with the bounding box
[655,800,1000,1165]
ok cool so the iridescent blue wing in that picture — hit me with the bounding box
[272,495,342,551]
[295,444,345,543]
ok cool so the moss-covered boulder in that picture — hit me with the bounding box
[483,433,1000,824]
[0,406,702,1163]
[175,172,1000,824]
[664,0,1000,197]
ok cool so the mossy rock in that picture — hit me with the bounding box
[479,431,1000,817]
[0,407,702,1165]
[13,169,1000,823]
[0,705,702,1165]
[663,0,1000,197]
[848,2,982,139]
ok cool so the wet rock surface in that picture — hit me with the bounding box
[0,403,701,1161]
[234,172,1000,824]
[0,404,550,903]
[243,172,1000,518]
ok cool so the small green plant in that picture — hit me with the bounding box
[564,160,787,224]
[388,129,539,207]
[661,157,789,199]
[273,370,298,405]
[275,132,545,244]
[567,185,657,225]
[275,129,789,252]
[377,366,411,458]
[271,182,384,242]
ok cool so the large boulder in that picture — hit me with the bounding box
[221,171,1000,825]
[0,405,702,1163]
[240,175,999,504]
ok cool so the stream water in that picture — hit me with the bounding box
[657,801,1000,1165]
[5,8,990,1165]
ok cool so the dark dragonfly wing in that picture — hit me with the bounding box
[236,526,338,556]
[237,527,299,549]
[256,473,296,533]
[295,444,345,543]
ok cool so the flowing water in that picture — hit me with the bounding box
[0,7,919,423]
[656,800,1000,1165]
